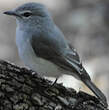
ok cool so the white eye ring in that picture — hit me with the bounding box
[22,12,32,17]
[20,11,32,17]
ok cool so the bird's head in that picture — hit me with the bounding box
[4,2,53,28]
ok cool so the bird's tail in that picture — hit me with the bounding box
[82,77,107,107]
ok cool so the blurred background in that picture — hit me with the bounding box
[0,0,109,104]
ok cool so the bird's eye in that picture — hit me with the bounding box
[22,12,32,17]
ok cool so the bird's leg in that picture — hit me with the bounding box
[45,77,58,91]
[50,77,58,87]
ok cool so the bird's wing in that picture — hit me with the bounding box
[31,35,84,75]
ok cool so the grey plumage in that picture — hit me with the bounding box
[4,2,107,107]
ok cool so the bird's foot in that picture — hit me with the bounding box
[45,78,58,91]
[50,78,58,87]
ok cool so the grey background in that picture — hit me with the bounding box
[1,0,109,104]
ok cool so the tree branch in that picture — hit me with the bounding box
[0,60,108,110]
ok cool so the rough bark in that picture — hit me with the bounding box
[0,60,108,110]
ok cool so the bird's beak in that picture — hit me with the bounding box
[3,11,20,17]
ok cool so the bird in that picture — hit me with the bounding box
[4,2,107,106]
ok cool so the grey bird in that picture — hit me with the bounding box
[4,2,107,106]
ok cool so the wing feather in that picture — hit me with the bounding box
[31,35,83,74]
